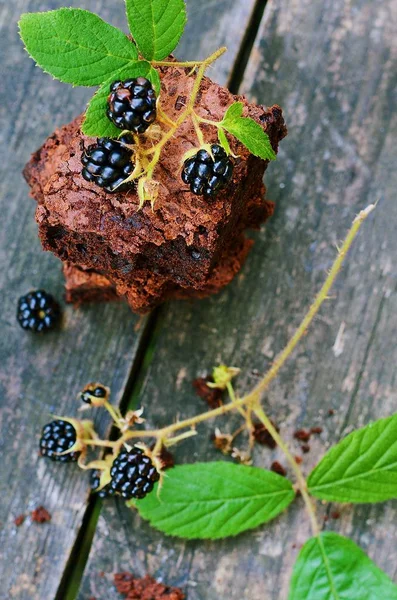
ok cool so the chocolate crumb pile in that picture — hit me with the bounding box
[31,506,51,523]
[114,572,185,600]
[192,376,223,409]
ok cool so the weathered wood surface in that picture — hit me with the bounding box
[79,0,397,599]
[0,1,259,599]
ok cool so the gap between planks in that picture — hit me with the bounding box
[54,1,270,597]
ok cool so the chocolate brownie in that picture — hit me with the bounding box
[24,64,286,293]
[64,232,253,314]
[63,263,119,305]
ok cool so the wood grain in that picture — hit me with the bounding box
[78,0,397,599]
[0,2,146,599]
[0,1,259,599]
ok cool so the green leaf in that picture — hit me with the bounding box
[220,101,277,161]
[83,62,161,138]
[289,532,397,600]
[126,0,187,61]
[132,462,295,539]
[222,101,244,123]
[308,413,397,503]
[218,128,232,155]
[19,8,138,86]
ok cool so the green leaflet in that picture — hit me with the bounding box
[218,128,232,155]
[289,532,397,600]
[83,62,161,138]
[19,8,138,86]
[308,413,397,503]
[220,101,276,161]
[126,0,187,61]
[131,462,295,539]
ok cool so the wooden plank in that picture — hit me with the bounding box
[0,2,150,599]
[0,1,259,599]
[78,0,397,598]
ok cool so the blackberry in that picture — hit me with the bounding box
[110,447,160,499]
[90,470,115,498]
[17,290,60,332]
[39,420,80,462]
[107,78,157,134]
[81,384,108,404]
[182,145,234,197]
[81,134,135,193]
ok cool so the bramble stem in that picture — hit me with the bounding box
[253,405,320,535]
[194,112,221,128]
[151,48,226,69]
[123,206,373,441]
[191,113,206,147]
[140,48,227,163]
[121,205,374,533]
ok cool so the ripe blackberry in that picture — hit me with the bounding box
[182,145,234,197]
[81,383,108,405]
[90,470,115,498]
[81,134,135,193]
[110,447,160,499]
[107,77,157,134]
[39,420,80,462]
[17,290,60,332]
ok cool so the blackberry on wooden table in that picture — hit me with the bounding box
[17,290,60,332]
[39,420,80,462]
[182,144,234,197]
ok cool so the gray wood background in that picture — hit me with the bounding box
[0,0,396,599]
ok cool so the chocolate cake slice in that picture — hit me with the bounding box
[24,64,286,298]
[64,234,253,313]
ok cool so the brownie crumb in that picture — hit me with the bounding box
[270,461,287,477]
[301,444,311,454]
[252,420,279,449]
[294,455,303,465]
[310,426,323,435]
[31,506,51,523]
[293,429,311,442]
[331,511,341,520]
[14,514,25,527]
[114,572,185,600]
[328,409,335,416]
[192,377,223,409]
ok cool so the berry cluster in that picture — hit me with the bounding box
[107,77,157,134]
[82,135,135,193]
[109,446,160,499]
[39,420,80,462]
[17,290,60,332]
[182,144,233,197]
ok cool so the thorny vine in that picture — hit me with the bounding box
[79,204,376,539]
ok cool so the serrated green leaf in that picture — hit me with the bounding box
[220,101,276,161]
[222,101,244,123]
[308,413,397,503]
[83,62,161,138]
[126,0,187,61]
[19,8,138,86]
[132,462,295,539]
[289,532,397,600]
[218,128,232,155]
